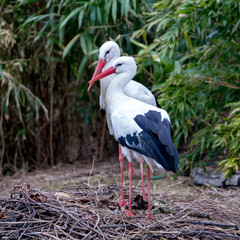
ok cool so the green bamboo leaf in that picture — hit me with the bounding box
[16,129,26,138]
[35,97,49,120]
[18,0,39,4]
[130,39,148,49]
[20,88,25,105]
[63,34,80,59]
[60,7,82,29]
[151,174,167,180]
[124,0,129,17]
[132,29,143,38]
[77,55,88,80]
[174,131,183,147]
[13,86,23,122]
[105,0,112,15]
[174,60,181,74]
[3,101,8,115]
[151,83,161,92]
[6,84,13,107]
[96,7,102,24]
[80,35,88,54]
[159,47,168,59]
[34,22,49,42]
[183,125,188,141]
[161,55,173,71]
[153,62,162,82]
[183,31,193,53]
[112,0,117,22]
[200,137,205,155]
[121,0,125,17]
[90,5,96,24]
[23,13,57,26]
[78,8,85,28]
[59,22,65,43]
[231,18,240,34]
[169,44,175,59]
[132,0,136,10]
[0,64,4,79]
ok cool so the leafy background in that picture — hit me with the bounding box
[0,0,239,177]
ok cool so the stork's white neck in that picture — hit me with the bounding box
[105,72,133,114]
[100,56,119,108]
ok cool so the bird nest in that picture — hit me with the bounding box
[0,182,240,239]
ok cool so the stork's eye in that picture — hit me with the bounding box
[116,63,122,67]
[105,50,110,57]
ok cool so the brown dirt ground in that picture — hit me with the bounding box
[0,157,240,239]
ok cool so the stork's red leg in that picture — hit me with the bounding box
[127,162,134,217]
[147,166,154,219]
[139,157,146,200]
[118,145,126,206]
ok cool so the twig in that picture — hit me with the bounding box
[100,223,136,229]
[81,220,107,240]
[0,220,52,224]
[88,156,95,185]
[55,225,79,240]
[189,212,211,219]
[146,230,240,239]
[178,198,198,215]
[34,232,61,240]
[185,230,240,238]
[85,233,97,240]
[176,219,239,230]
[210,186,240,205]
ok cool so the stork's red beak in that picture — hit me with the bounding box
[91,58,106,79]
[88,66,116,91]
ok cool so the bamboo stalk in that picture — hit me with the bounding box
[49,60,54,167]
[0,104,4,177]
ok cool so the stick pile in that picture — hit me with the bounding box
[0,183,239,239]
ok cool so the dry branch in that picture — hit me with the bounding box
[176,219,240,230]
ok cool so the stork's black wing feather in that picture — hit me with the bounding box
[118,110,179,173]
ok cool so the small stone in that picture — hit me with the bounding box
[191,168,240,187]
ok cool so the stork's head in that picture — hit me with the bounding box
[90,41,120,82]
[88,56,137,91]
[99,41,120,63]
[112,56,137,77]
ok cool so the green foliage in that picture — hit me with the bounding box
[0,18,48,120]
[0,15,49,175]
[213,102,240,177]
[1,0,239,177]
[0,0,147,175]
[218,158,239,178]
[1,70,48,122]
[132,0,240,174]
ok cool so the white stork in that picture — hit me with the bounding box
[88,56,179,217]
[90,41,158,205]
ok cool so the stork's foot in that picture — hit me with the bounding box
[119,200,126,206]
[142,195,146,201]
[127,211,134,217]
[147,213,154,219]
